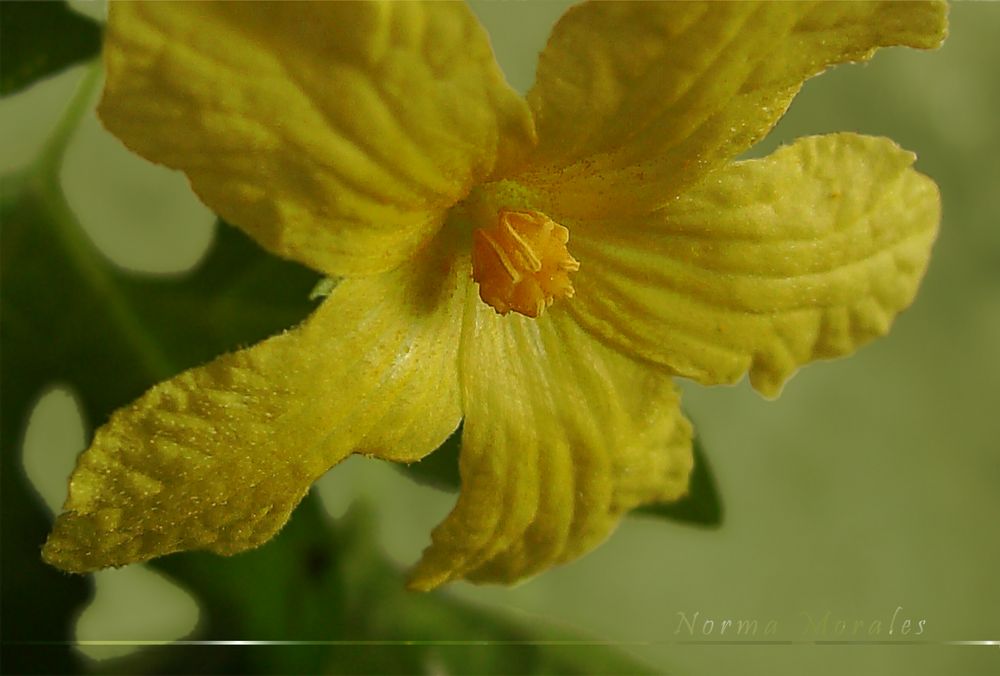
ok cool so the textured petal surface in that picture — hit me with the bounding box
[566,134,941,397]
[44,239,468,572]
[99,1,534,277]
[408,305,693,590]
[523,0,947,218]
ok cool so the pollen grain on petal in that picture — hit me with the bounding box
[471,209,580,318]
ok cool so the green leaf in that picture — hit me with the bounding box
[0,1,103,97]
[0,127,315,676]
[1,73,654,674]
[402,427,724,528]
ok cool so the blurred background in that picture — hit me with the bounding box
[3,1,998,674]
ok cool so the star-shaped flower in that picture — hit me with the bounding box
[44,1,947,590]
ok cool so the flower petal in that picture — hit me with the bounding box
[98,1,534,277]
[565,133,941,397]
[523,0,946,217]
[408,305,693,590]
[43,238,468,572]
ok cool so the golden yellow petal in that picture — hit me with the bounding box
[43,238,468,572]
[99,1,534,277]
[408,304,692,590]
[523,0,947,218]
[566,133,941,397]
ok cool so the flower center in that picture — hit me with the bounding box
[471,208,580,318]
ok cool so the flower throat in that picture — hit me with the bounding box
[471,209,579,318]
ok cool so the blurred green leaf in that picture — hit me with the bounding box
[1,75,653,674]
[0,139,315,676]
[0,1,103,97]
[403,427,724,528]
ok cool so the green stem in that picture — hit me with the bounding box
[24,59,177,382]
[34,59,103,179]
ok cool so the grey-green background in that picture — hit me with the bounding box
[4,2,998,674]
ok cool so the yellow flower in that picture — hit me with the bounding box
[44,1,947,590]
